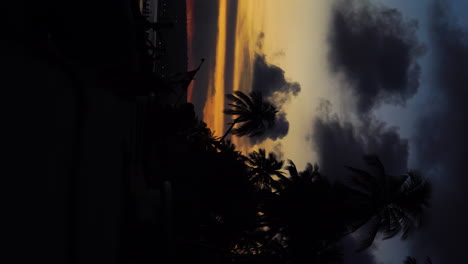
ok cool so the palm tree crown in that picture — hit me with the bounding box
[342,155,432,251]
[245,149,286,191]
[222,91,278,140]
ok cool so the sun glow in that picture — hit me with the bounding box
[202,0,228,137]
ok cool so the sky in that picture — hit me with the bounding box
[187,0,468,263]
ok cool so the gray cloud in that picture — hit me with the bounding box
[409,2,468,263]
[249,112,290,144]
[312,100,409,183]
[312,100,408,264]
[249,35,301,143]
[252,54,301,100]
[328,0,425,115]
[252,33,301,102]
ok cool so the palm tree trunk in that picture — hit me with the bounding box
[220,122,236,142]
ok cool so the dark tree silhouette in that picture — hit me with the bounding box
[236,160,345,263]
[341,155,432,251]
[403,256,433,264]
[269,161,345,263]
[188,119,220,152]
[221,91,278,141]
[404,257,417,264]
[245,149,287,191]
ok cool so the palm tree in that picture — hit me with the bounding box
[403,256,432,264]
[245,160,345,263]
[245,149,287,191]
[195,148,257,261]
[277,161,345,262]
[221,91,278,141]
[284,160,321,185]
[187,119,220,152]
[341,155,432,251]
[404,257,417,264]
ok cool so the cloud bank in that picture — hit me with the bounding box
[328,0,425,115]
[409,2,468,263]
[312,100,409,183]
[249,34,301,143]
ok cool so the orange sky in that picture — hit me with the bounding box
[186,0,195,101]
[201,0,227,137]
[187,0,335,162]
[187,1,264,151]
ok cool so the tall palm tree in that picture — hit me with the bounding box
[341,155,432,251]
[245,149,287,191]
[221,91,278,141]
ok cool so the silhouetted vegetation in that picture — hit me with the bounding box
[221,91,278,141]
[149,101,432,263]
[404,256,432,264]
[49,2,433,263]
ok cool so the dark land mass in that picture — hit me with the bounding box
[33,0,434,264]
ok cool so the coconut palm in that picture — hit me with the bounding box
[342,155,432,251]
[221,91,278,141]
[284,160,321,185]
[245,149,287,191]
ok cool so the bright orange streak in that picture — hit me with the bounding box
[203,0,227,137]
[186,0,195,102]
[230,0,264,153]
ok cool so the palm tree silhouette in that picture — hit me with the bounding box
[188,119,221,152]
[245,149,287,191]
[403,256,433,264]
[341,155,432,251]
[270,161,345,263]
[284,160,321,185]
[404,257,417,264]
[221,91,278,141]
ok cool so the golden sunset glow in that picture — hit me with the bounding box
[202,0,228,137]
[199,1,264,150]
[192,0,335,165]
[230,1,264,151]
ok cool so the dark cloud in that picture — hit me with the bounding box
[312,100,408,182]
[249,112,290,144]
[248,36,301,143]
[252,54,301,101]
[311,99,408,263]
[409,2,468,263]
[329,0,425,115]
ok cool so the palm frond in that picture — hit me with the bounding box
[404,256,417,264]
[223,91,278,138]
[354,215,381,252]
